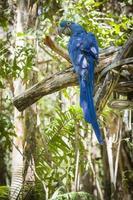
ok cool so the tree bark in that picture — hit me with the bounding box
[13,68,78,111]
[10,1,26,199]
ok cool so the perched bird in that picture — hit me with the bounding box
[58,21,103,144]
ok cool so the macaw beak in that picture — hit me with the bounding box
[57,27,64,37]
[57,26,72,37]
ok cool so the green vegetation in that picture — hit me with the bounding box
[0,186,9,200]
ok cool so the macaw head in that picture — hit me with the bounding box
[57,20,85,37]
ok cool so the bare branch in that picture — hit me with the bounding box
[44,36,71,63]
[13,68,78,111]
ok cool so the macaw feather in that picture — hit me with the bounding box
[59,21,103,144]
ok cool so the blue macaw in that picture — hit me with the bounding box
[58,21,103,144]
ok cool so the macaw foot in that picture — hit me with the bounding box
[72,66,76,73]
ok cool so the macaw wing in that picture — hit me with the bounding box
[80,32,99,60]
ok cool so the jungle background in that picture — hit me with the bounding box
[0,0,133,200]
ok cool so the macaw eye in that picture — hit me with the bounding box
[67,22,71,26]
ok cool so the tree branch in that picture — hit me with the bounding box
[100,57,133,77]
[13,32,133,111]
[95,31,133,113]
[13,68,78,111]
[44,36,71,63]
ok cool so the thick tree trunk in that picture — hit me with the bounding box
[10,1,26,199]
[22,72,37,198]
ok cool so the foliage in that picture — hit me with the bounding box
[0,97,15,150]
[0,1,11,29]
[0,38,35,88]
[31,182,46,200]
[14,44,35,80]
[0,96,15,184]
[0,112,15,150]
[36,104,85,195]
[50,191,95,200]
[0,39,12,88]
[36,98,104,198]
[0,186,9,200]
[54,0,133,48]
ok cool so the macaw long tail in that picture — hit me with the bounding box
[79,78,103,144]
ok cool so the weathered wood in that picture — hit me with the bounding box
[13,68,78,111]
[100,57,133,77]
[115,80,133,93]
[96,31,133,112]
[108,100,133,109]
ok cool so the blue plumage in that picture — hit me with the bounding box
[59,21,103,144]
